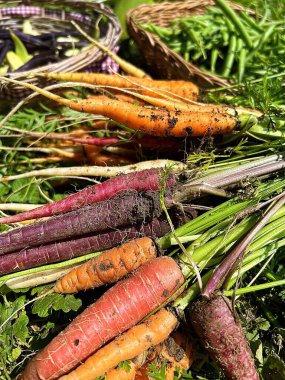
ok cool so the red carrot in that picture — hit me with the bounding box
[21,256,184,380]
[0,168,175,224]
[0,215,172,275]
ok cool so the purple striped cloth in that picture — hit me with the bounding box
[0,5,120,99]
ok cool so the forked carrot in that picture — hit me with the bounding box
[59,308,178,380]
[40,72,199,100]
[53,237,157,293]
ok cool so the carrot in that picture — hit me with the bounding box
[41,72,199,100]
[135,331,194,380]
[83,144,134,166]
[0,190,166,256]
[62,96,237,137]
[157,332,195,379]
[0,212,173,276]
[190,295,259,380]
[190,194,285,379]
[105,361,137,380]
[59,308,178,380]
[0,157,185,183]
[0,167,176,224]
[12,84,237,137]
[53,237,157,293]
[21,257,184,380]
[87,93,145,105]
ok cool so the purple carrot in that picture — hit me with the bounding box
[190,295,259,380]
[0,215,172,275]
[190,193,285,380]
[0,190,169,256]
[0,168,176,224]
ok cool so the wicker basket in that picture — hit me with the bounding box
[0,0,121,99]
[127,0,246,87]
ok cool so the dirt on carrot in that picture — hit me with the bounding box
[135,331,194,380]
[190,294,259,380]
[53,237,158,293]
[0,168,176,224]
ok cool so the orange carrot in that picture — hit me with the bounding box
[21,257,183,379]
[135,331,194,380]
[41,72,199,100]
[58,97,237,137]
[0,77,243,138]
[53,237,157,293]
[87,93,144,105]
[105,362,137,380]
[59,308,178,380]
[9,82,236,137]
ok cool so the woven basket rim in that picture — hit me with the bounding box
[0,0,121,77]
[126,0,250,87]
[0,0,121,99]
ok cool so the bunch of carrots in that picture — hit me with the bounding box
[1,70,262,142]
[1,161,284,379]
[0,55,278,380]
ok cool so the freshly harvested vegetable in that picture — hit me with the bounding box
[59,308,178,380]
[105,362,137,380]
[0,190,164,256]
[0,214,173,275]
[0,159,185,182]
[0,155,284,274]
[189,193,285,379]
[5,81,239,137]
[142,1,285,82]
[135,331,194,380]
[190,295,259,380]
[41,72,199,100]
[0,168,176,224]
[0,27,90,73]
[21,257,184,379]
[53,237,157,293]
